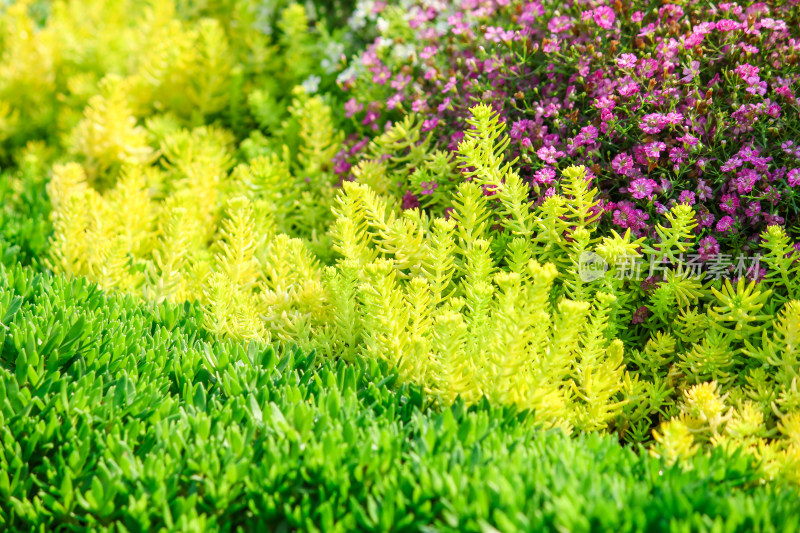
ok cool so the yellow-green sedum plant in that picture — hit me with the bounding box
[47,89,342,347]
[322,178,628,432]
[0,0,345,162]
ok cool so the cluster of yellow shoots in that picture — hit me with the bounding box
[0,0,324,160]
[48,89,339,345]
[653,382,800,485]
[46,97,800,484]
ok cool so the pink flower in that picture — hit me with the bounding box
[676,133,700,147]
[387,93,404,110]
[579,124,598,143]
[618,81,641,97]
[664,112,683,125]
[390,74,411,90]
[638,23,657,37]
[734,63,760,85]
[421,118,439,132]
[593,6,615,29]
[735,169,759,194]
[372,67,391,85]
[536,145,565,165]
[744,201,761,217]
[720,194,740,214]
[616,53,637,69]
[680,60,700,83]
[763,213,785,226]
[548,15,573,34]
[678,190,696,205]
[534,167,556,184]
[613,204,635,228]
[362,109,380,126]
[697,210,715,228]
[595,96,616,111]
[716,19,742,31]
[644,142,666,159]
[441,76,458,93]
[721,156,743,172]
[696,180,713,201]
[697,236,720,261]
[344,98,363,118]
[510,120,533,140]
[612,153,634,175]
[420,46,438,60]
[485,26,515,43]
[632,306,649,324]
[402,191,420,210]
[788,168,800,187]
[669,147,687,165]
[333,157,351,176]
[629,178,656,200]
[420,181,438,195]
[639,113,665,134]
[716,216,735,233]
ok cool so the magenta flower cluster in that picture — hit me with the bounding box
[339,0,800,259]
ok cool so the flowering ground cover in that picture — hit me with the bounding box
[1,0,800,530]
[342,0,800,250]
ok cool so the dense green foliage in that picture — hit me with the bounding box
[0,143,52,268]
[1,265,799,532]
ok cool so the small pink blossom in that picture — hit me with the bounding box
[744,201,761,217]
[788,168,800,187]
[696,180,713,201]
[612,153,634,175]
[616,53,638,69]
[536,145,565,165]
[618,81,641,97]
[593,6,615,29]
[735,169,759,194]
[422,118,439,132]
[420,181,438,195]
[676,133,700,147]
[632,306,649,324]
[534,167,556,184]
[678,191,696,205]
[644,142,666,159]
[639,113,665,134]
[629,178,657,200]
[697,236,720,261]
[344,98,363,118]
[680,60,700,83]
[720,194,740,214]
[716,19,742,31]
[402,191,420,210]
[390,74,411,91]
[548,15,573,34]
[420,46,438,60]
[716,216,735,233]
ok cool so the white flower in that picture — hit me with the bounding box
[377,16,389,33]
[301,75,321,94]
